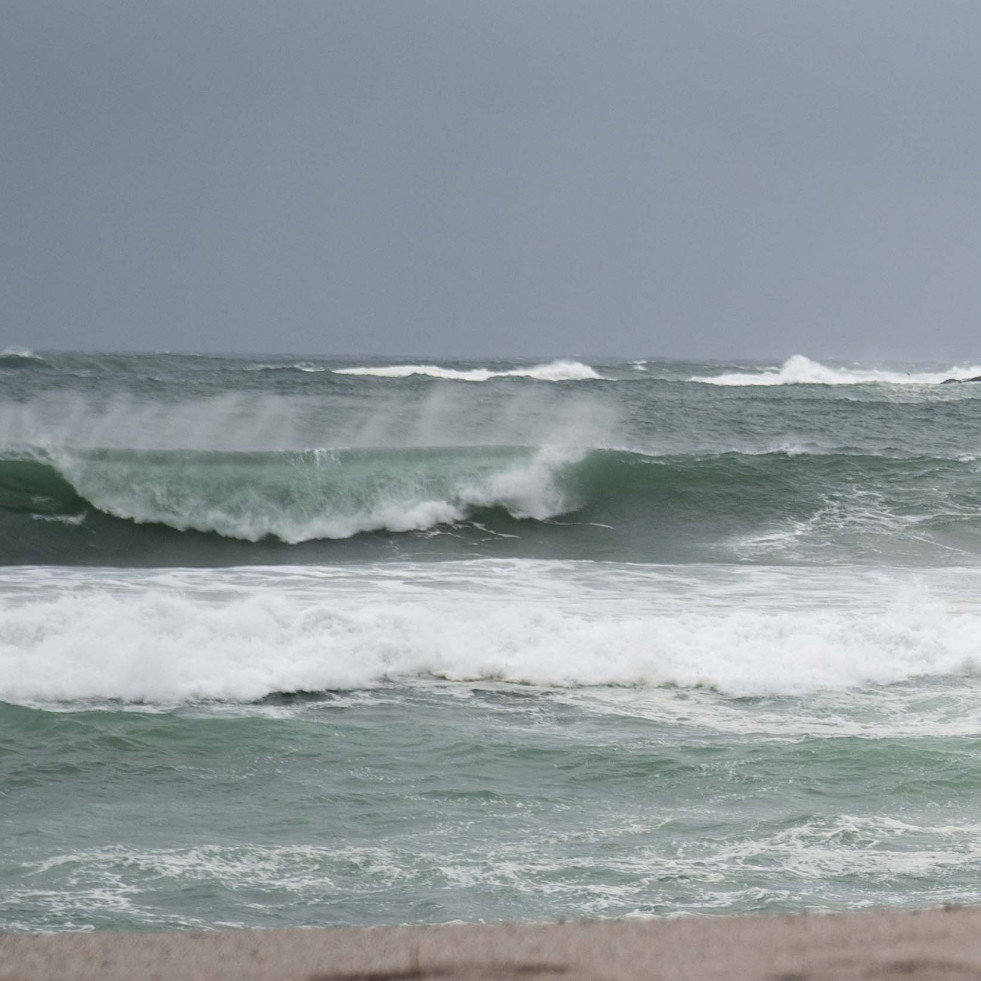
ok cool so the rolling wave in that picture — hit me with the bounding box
[0,445,581,542]
[4,444,981,565]
[693,354,981,386]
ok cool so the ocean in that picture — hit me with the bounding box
[4,349,981,932]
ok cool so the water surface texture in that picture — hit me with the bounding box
[4,351,981,931]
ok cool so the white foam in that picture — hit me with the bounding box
[692,354,981,386]
[333,360,602,382]
[623,814,981,913]
[12,814,979,930]
[453,445,582,521]
[3,562,981,706]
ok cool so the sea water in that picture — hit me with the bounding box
[4,351,981,931]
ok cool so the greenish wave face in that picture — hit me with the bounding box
[0,457,87,514]
[4,444,981,565]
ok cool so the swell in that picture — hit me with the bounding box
[0,445,582,564]
[0,350,47,370]
[4,446,981,566]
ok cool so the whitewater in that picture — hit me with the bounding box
[5,352,981,932]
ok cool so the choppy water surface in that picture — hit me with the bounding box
[4,351,981,930]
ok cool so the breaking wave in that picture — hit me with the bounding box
[333,360,601,382]
[2,564,979,704]
[5,444,981,566]
[0,444,582,543]
[693,354,981,386]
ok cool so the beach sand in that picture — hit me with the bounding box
[2,907,978,980]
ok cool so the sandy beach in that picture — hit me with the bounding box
[3,907,979,981]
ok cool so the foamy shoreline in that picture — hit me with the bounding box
[2,907,979,980]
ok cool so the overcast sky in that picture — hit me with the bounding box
[3,1,980,360]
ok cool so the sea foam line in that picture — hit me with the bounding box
[3,564,980,705]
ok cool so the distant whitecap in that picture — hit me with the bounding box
[692,354,981,386]
[334,359,601,381]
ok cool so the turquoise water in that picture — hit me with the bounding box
[4,352,981,931]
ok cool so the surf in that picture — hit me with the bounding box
[5,445,981,567]
[3,562,981,706]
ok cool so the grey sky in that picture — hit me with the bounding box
[3,1,980,360]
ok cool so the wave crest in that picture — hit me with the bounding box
[0,445,583,542]
[693,354,981,386]
[0,347,46,369]
[333,360,601,382]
